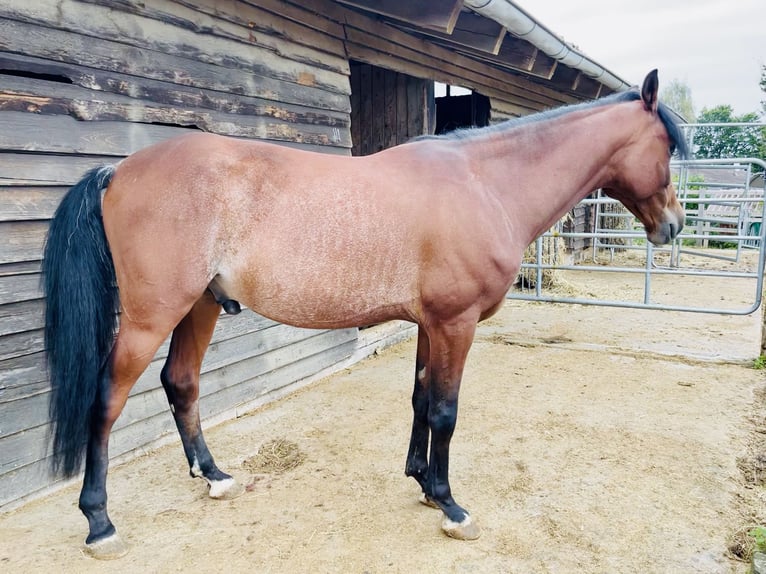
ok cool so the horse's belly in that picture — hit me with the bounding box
[220,256,418,329]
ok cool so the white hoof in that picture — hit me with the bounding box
[208,477,245,500]
[442,514,481,540]
[83,532,129,559]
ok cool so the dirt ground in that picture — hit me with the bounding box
[2,258,766,573]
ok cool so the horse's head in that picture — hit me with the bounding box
[601,70,687,246]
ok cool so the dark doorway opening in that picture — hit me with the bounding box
[434,89,491,135]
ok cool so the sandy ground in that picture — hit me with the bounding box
[2,261,766,573]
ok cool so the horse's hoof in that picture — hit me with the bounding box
[418,492,440,509]
[442,514,481,540]
[83,532,129,559]
[208,476,245,500]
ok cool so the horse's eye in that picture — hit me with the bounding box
[669,144,676,157]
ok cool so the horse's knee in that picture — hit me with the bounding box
[428,399,458,436]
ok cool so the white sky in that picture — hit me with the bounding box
[522,0,765,117]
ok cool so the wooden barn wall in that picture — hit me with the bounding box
[349,62,434,156]
[0,0,357,508]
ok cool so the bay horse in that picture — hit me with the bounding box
[42,70,687,558]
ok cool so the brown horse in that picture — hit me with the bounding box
[42,70,686,558]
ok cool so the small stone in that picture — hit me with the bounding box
[753,551,766,574]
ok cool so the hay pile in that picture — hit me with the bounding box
[242,438,306,474]
[517,213,585,297]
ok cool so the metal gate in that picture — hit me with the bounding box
[509,122,766,315]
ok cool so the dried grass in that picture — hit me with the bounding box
[241,438,306,474]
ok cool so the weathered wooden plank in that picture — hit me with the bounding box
[395,72,409,145]
[358,63,372,156]
[0,108,350,152]
[0,352,48,401]
[0,19,349,113]
[1,74,351,130]
[239,0,345,40]
[0,220,47,266]
[0,271,42,306]
[0,456,56,509]
[0,0,350,96]
[0,111,190,157]
[90,0,348,73]
[0,329,42,363]
[383,69,398,149]
[0,186,65,222]
[407,75,426,139]
[350,63,361,155]
[0,153,113,186]
[0,53,352,120]
[0,299,42,338]
[371,65,385,154]
[337,0,462,33]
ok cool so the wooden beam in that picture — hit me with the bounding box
[336,0,463,33]
[396,10,506,55]
[451,10,506,54]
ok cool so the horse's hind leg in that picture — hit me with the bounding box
[80,318,175,559]
[160,291,244,499]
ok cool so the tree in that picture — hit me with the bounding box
[761,64,765,115]
[660,79,695,122]
[694,105,765,171]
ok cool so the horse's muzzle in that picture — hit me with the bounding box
[648,210,684,246]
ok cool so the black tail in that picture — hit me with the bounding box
[42,165,119,477]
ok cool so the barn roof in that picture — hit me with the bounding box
[335,0,631,100]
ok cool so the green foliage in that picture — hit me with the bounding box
[752,356,766,370]
[760,64,765,115]
[694,105,765,171]
[749,525,766,550]
[660,79,695,122]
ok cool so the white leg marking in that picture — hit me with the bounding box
[417,367,427,381]
[190,456,202,478]
[208,477,236,499]
[442,514,473,532]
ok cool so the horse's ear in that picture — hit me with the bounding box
[640,69,659,114]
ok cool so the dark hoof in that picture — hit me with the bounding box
[83,532,129,559]
[442,514,481,540]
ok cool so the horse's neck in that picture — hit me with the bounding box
[469,105,633,247]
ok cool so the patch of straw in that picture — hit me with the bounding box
[241,438,306,474]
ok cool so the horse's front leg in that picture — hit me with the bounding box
[160,293,244,500]
[422,316,481,540]
[405,326,431,498]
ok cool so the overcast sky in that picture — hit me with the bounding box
[524,0,764,118]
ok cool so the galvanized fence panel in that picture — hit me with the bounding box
[509,149,766,315]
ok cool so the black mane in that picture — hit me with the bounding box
[414,89,689,159]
